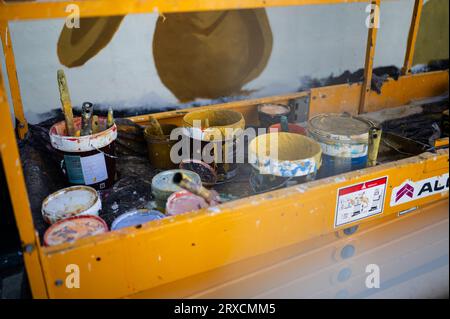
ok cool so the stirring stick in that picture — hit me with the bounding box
[57,70,75,136]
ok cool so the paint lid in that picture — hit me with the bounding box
[258,104,291,116]
[111,209,165,230]
[44,215,108,246]
[41,186,102,224]
[308,113,370,143]
[166,190,210,216]
[152,169,202,200]
[179,159,218,186]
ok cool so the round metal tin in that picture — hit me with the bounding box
[44,215,108,246]
[111,209,165,230]
[179,159,218,186]
[166,190,209,216]
[152,169,202,206]
[41,185,102,224]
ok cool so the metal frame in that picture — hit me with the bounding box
[0,0,447,298]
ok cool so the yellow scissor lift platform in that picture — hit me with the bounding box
[0,0,448,298]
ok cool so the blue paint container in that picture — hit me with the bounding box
[111,209,165,230]
[307,114,370,178]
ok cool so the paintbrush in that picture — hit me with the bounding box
[57,69,75,136]
[368,127,382,166]
[173,172,221,204]
[146,115,164,137]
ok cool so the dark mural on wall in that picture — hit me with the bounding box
[56,9,273,103]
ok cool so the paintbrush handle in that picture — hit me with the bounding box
[57,69,75,136]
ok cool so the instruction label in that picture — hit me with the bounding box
[64,153,108,185]
[335,176,387,227]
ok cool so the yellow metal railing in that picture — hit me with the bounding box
[0,0,435,298]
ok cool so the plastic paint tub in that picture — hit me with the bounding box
[166,190,210,216]
[257,103,291,128]
[248,132,322,178]
[182,109,245,182]
[41,185,101,224]
[44,215,108,246]
[151,169,202,211]
[144,123,178,169]
[49,117,117,190]
[111,209,165,230]
[269,123,307,135]
[307,113,370,177]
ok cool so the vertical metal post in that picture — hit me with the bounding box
[0,64,48,298]
[0,20,28,139]
[359,0,380,114]
[402,0,423,75]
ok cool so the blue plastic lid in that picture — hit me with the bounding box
[111,209,165,230]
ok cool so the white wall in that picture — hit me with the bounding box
[1,1,414,124]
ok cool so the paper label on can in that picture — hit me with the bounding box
[319,141,368,158]
[64,153,108,185]
[80,153,108,185]
[64,155,85,184]
[335,176,387,227]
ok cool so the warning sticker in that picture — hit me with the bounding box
[335,176,388,227]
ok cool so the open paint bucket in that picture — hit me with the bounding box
[151,169,202,211]
[182,109,245,183]
[249,132,322,178]
[307,113,370,177]
[248,132,322,193]
[166,190,211,216]
[144,123,178,169]
[49,117,117,190]
[41,185,101,224]
[44,215,108,246]
[111,209,165,230]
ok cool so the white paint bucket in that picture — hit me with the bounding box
[41,185,102,224]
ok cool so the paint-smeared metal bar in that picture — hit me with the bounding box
[0,0,369,21]
[359,0,380,114]
[0,20,28,139]
[0,65,48,298]
[402,0,423,75]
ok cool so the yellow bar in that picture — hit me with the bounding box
[0,20,28,139]
[359,0,380,114]
[0,66,48,298]
[402,0,423,75]
[0,0,369,21]
[40,150,448,298]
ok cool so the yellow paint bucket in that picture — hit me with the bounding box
[182,109,245,182]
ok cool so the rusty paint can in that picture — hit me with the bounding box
[182,109,245,183]
[41,185,102,224]
[144,123,179,169]
[49,117,117,190]
[44,215,108,246]
[307,113,370,177]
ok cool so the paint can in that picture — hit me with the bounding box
[166,190,212,216]
[144,123,179,169]
[41,185,102,224]
[182,109,245,183]
[49,117,117,190]
[151,169,202,211]
[307,113,370,177]
[179,159,218,186]
[248,132,322,193]
[257,103,291,128]
[269,123,307,135]
[44,215,108,246]
[111,209,165,230]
